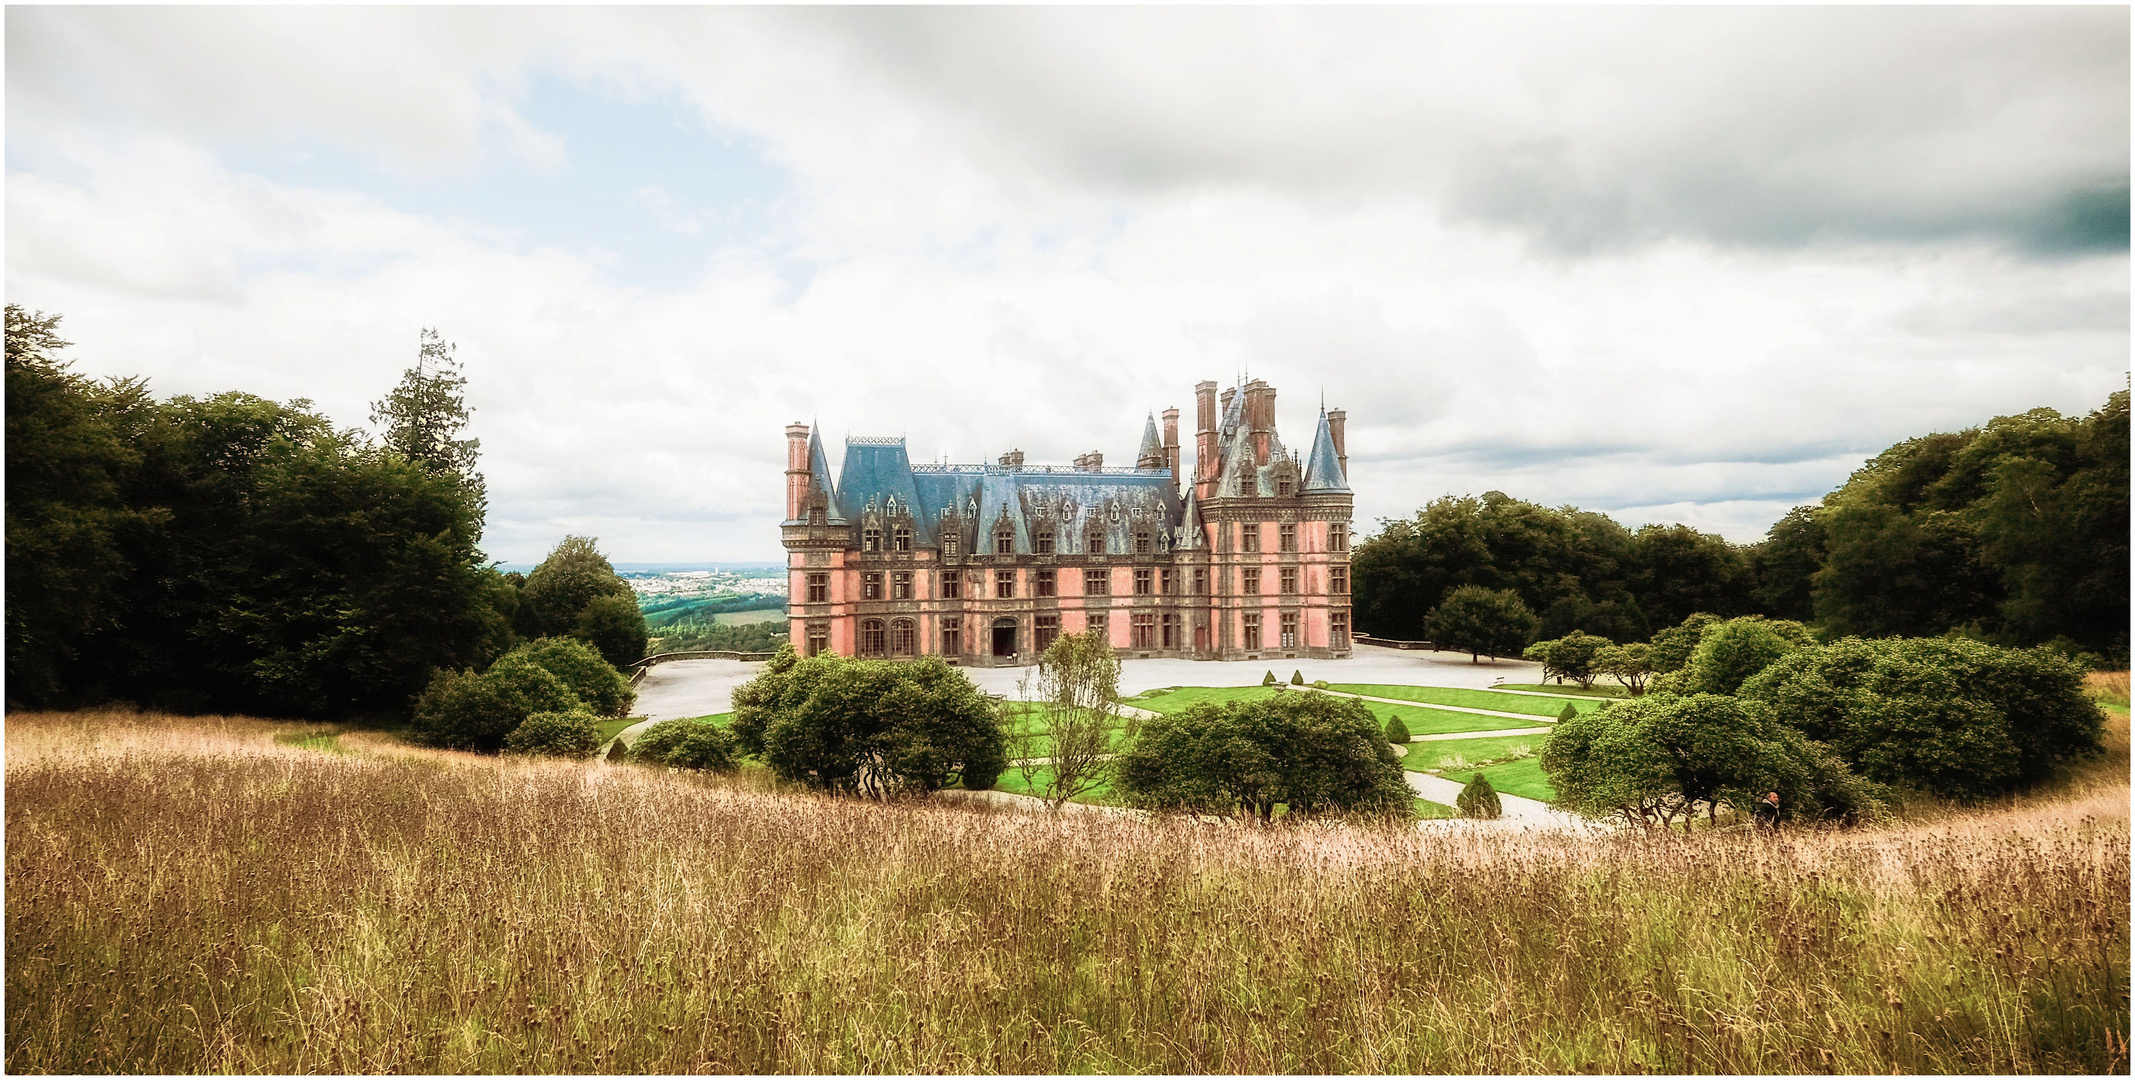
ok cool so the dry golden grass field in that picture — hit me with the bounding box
[6,705,2129,1074]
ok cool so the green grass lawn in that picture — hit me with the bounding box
[1134,687,1540,735]
[1414,797,1457,820]
[988,763,1122,805]
[999,702,1135,759]
[1325,684,1602,718]
[1492,682,1628,698]
[1449,757,1556,803]
[1388,706,1545,736]
[1402,733,1550,774]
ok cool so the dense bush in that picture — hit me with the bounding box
[1737,637,2104,800]
[1647,613,1721,674]
[629,718,741,772]
[1262,670,1277,686]
[1456,774,1501,819]
[1113,691,1414,822]
[502,709,603,757]
[412,656,581,752]
[1384,713,1411,744]
[1291,670,1305,685]
[505,637,635,717]
[1523,630,1609,688]
[732,647,1005,797]
[1541,693,1883,828]
[1557,702,1578,723]
[1669,616,1815,696]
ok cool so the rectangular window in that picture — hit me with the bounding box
[807,623,829,657]
[1035,530,1055,554]
[863,528,882,553]
[1331,611,1349,647]
[1133,568,1153,595]
[1330,524,1347,552]
[995,570,1016,598]
[1035,614,1060,652]
[1084,568,1110,596]
[995,530,1015,555]
[1243,567,1260,595]
[1280,567,1297,595]
[941,572,961,599]
[894,526,912,553]
[1242,524,1261,553]
[943,531,960,557]
[1192,568,1207,595]
[860,620,885,656]
[1161,567,1176,595]
[1280,612,1299,648]
[1279,523,1296,552]
[1331,567,1348,595]
[806,572,828,603]
[1243,612,1262,649]
[1036,569,1057,597]
[1087,529,1106,555]
[1087,613,1109,640]
[1131,611,1157,648]
[1134,531,1152,554]
[942,617,962,655]
[863,572,883,600]
[1161,613,1178,649]
[892,571,912,600]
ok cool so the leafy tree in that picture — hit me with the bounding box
[4,306,153,704]
[1673,616,1813,696]
[1626,524,1755,630]
[1647,613,1720,674]
[1384,713,1411,744]
[1542,693,1880,828]
[1456,774,1502,819]
[1594,642,1654,696]
[1113,691,1413,822]
[370,327,482,508]
[734,651,1006,798]
[1025,629,1125,809]
[502,709,603,758]
[1522,630,1609,688]
[630,718,741,772]
[412,657,582,753]
[574,592,651,669]
[1426,585,1539,662]
[1737,636,2104,800]
[505,637,636,717]
[1750,506,1826,622]
[520,535,636,639]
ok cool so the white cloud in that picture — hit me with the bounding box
[4,7,2126,559]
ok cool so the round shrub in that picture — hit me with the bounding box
[1456,774,1502,820]
[502,709,603,758]
[508,637,636,717]
[1384,713,1411,744]
[629,718,741,772]
[412,659,583,753]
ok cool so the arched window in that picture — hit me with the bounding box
[889,618,915,656]
[995,527,1015,554]
[860,619,886,656]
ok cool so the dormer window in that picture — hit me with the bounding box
[862,527,882,553]
[995,527,1014,555]
[1133,530,1152,555]
[1035,529,1055,554]
[893,525,912,553]
[943,531,960,557]
[1087,528,1106,555]
[1277,477,1293,497]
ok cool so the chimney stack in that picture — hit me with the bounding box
[999,449,1024,469]
[784,423,811,522]
[1244,380,1275,465]
[1073,451,1105,473]
[1194,381,1220,499]
[1161,407,1181,490]
[1326,408,1347,480]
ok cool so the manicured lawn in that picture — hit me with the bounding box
[1451,757,1556,803]
[1402,733,1551,774]
[1000,702,1134,758]
[987,763,1122,805]
[1326,684,1602,718]
[596,717,640,744]
[1135,687,1538,735]
[1493,682,1628,698]
[1388,706,1544,736]
[1128,685,1286,713]
[1414,797,1457,820]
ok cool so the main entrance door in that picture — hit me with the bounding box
[991,617,1018,659]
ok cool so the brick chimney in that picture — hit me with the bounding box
[1194,381,1220,499]
[999,449,1024,469]
[1245,379,1274,465]
[784,423,811,522]
[1326,408,1347,479]
[1161,406,1181,490]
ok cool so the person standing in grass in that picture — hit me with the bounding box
[1755,790,1781,830]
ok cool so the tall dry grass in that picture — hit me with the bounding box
[7,708,2128,1074]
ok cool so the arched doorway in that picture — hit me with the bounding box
[991,617,1018,659]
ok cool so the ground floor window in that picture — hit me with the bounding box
[1087,613,1109,641]
[1280,612,1299,649]
[807,622,830,657]
[1161,613,1180,649]
[859,619,886,656]
[1131,611,1157,648]
[1242,612,1262,650]
[1330,611,1349,648]
[890,618,915,656]
[942,617,962,656]
[1035,614,1060,652]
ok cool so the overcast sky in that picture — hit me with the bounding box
[7,7,2127,563]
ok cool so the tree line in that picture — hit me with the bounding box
[5,306,648,718]
[1353,388,2129,665]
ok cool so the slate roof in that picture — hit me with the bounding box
[1302,408,1350,493]
[835,438,1183,553]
